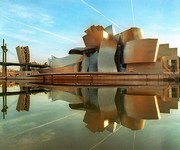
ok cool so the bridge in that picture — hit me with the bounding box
[0,88,50,97]
[0,81,50,119]
[0,39,49,78]
[0,62,49,67]
[0,62,49,79]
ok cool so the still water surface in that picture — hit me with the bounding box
[0,81,180,150]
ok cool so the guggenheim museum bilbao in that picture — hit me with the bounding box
[42,25,179,75]
[16,25,179,82]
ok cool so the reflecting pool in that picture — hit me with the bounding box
[0,81,180,150]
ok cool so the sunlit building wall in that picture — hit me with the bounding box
[158,44,179,73]
[119,28,179,74]
[126,42,179,74]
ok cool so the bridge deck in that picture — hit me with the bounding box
[0,62,49,68]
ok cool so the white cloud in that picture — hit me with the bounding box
[8,4,33,19]
[1,2,55,27]
[1,32,44,45]
[39,13,55,26]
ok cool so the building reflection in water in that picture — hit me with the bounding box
[0,81,49,118]
[1,81,179,132]
[48,85,179,132]
[16,87,31,112]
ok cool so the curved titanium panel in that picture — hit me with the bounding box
[83,25,104,47]
[50,54,82,68]
[120,27,143,44]
[123,39,159,63]
[105,25,116,35]
[98,39,117,72]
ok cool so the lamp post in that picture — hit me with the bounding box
[1,39,8,78]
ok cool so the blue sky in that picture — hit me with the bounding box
[0,0,180,64]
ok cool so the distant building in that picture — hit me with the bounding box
[16,46,30,71]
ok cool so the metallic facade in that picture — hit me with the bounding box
[45,24,179,74]
[123,39,159,63]
[50,55,82,68]
[120,27,143,44]
[98,39,117,72]
[83,25,104,47]
[48,54,82,73]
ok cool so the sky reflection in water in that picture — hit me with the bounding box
[0,82,180,150]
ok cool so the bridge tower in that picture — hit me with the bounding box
[1,39,8,78]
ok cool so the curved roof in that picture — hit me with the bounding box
[68,47,97,55]
[51,54,82,68]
